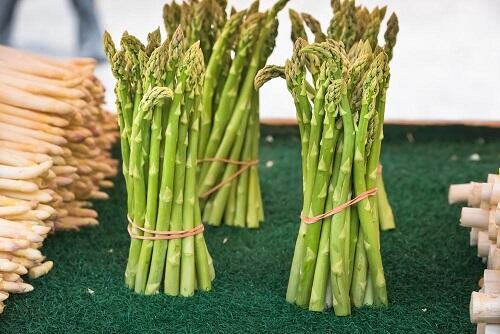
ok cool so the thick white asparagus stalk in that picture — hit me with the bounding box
[0,204,31,217]
[0,259,24,273]
[28,261,53,279]
[1,272,21,282]
[484,324,500,334]
[0,279,34,293]
[471,292,500,324]
[478,231,494,258]
[0,47,78,80]
[0,130,64,155]
[0,151,36,167]
[0,122,67,145]
[462,208,491,229]
[0,148,51,163]
[0,103,69,127]
[0,189,53,203]
[449,183,473,204]
[0,74,86,99]
[0,82,76,115]
[0,253,34,270]
[0,218,50,235]
[0,160,53,180]
[0,178,39,193]
[0,67,83,88]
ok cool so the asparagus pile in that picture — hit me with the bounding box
[289,0,397,231]
[449,173,500,333]
[0,46,118,313]
[255,7,398,315]
[104,27,215,295]
[163,0,289,228]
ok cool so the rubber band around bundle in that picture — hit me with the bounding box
[300,188,378,224]
[127,215,204,240]
[197,158,259,199]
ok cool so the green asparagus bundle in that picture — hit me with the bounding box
[255,4,398,315]
[104,29,215,296]
[163,0,289,228]
[288,0,398,231]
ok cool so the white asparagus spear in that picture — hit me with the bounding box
[0,131,63,155]
[0,280,33,293]
[0,273,20,282]
[0,74,85,99]
[0,147,51,163]
[0,204,31,217]
[0,121,67,145]
[471,291,500,324]
[6,209,51,221]
[0,67,83,88]
[0,195,37,208]
[0,189,53,203]
[0,140,50,154]
[0,237,31,251]
[0,178,39,192]
[0,47,78,80]
[0,151,35,167]
[0,102,69,127]
[28,261,53,279]
[0,253,32,271]
[0,218,50,236]
[0,259,20,272]
[0,108,65,136]
[12,248,43,261]
[0,82,76,115]
[0,160,52,180]
[51,166,77,175]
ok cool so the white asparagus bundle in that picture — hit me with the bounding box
[450,173,500,331]
[0,45,119,314]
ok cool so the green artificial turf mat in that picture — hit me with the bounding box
[1,125,498,333]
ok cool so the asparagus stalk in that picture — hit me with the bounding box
[328,82,355,316]
[134,42,170,293]
[164,91,189,296]
[198,13,262,184]
[124,86,173,289]
[206,100,251,226]
[145,41,191,294]
[164,42,205,296]
[352,52,388,306]
[180,68,204,296]
[198,0,288,201]
[198,11,246,159]
[246,92,262,228]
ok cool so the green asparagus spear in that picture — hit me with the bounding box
[352,52,387,306]
[198,11,246,159]
[124,87,173,290]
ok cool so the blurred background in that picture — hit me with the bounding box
[4,0,500,123]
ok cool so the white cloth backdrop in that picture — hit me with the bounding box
[9,0,500,122]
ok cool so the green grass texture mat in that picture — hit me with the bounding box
[1,125,498,334]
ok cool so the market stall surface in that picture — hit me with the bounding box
[0,125,494,334]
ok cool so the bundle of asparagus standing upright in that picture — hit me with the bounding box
[255,0,398,315]
[0,45,118,313]
[288,0,397,231]
[448,173,500,333]
[104,25,214,295]
[162,0,289,228]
